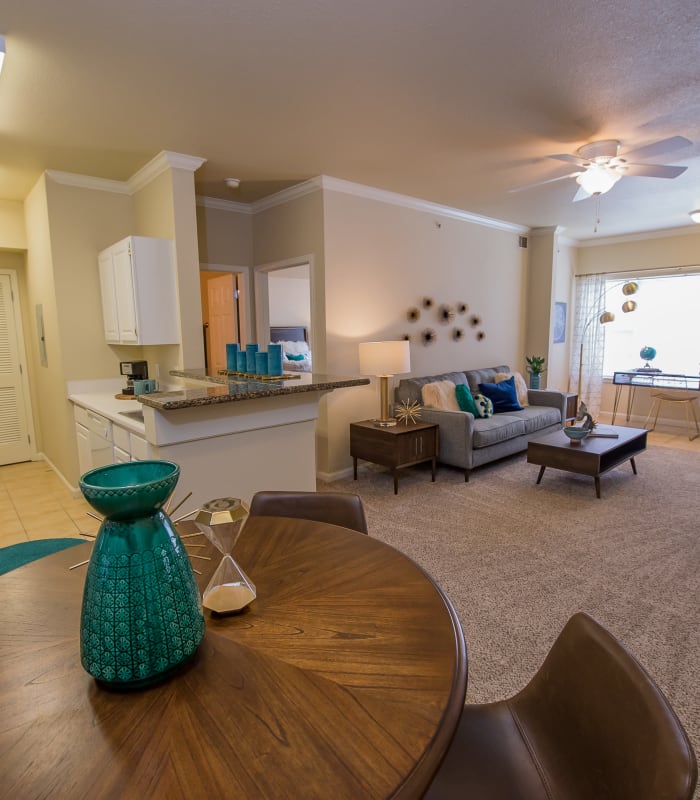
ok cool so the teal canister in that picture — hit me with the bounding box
[78,460,205,689]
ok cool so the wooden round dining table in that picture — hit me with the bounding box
[0,516,467,799]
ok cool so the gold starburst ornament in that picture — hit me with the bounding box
[395,399,423,425]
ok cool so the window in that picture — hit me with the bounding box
[602,273,700,376]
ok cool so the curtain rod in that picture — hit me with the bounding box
[575,264,700,278]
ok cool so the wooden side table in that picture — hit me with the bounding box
[350,419,439,494]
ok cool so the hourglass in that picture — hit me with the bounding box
[194,497,256,614]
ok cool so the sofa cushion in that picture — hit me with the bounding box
[495,371,529,407]
[472,415,526,448]
[507,405,561,434]
[396,371,467,405]
[479,377,523,413]
[421,380,462,411]
[473,393,494,418]
[465,366,511,394]
[455,383,480,416]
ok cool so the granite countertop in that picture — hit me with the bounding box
[136,370,369,411]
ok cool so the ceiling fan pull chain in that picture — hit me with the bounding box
[594,194,601,233]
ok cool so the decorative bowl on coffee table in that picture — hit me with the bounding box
[564,426,591,445]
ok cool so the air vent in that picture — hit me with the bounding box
[518,236,528,249]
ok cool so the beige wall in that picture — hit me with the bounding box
[0,200,27,250]
[320,189,527,476]
[15,159,205,487]
[197,204,253,266]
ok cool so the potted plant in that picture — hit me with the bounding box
[525,355,546,389]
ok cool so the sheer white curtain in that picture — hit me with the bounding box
[569,274,607,417]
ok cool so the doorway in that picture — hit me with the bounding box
[254,260,312,350]
[200,269,248,372]
[0,269,35,465]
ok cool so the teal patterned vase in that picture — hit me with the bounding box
[79,460,205,689]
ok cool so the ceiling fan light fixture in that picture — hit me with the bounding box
[576,165,622,196]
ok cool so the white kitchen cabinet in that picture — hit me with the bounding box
[75,422,92,475]
[98,236,180,345]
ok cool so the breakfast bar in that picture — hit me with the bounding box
[70,371,368,507]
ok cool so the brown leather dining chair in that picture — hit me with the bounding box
[425,612,697,800]
[248,490,369,534]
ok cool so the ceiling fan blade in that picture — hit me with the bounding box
[572,185,591,202]
[548,153,589,167]
[620,135,691,162]
[508,171,582,193]
[623,163,687,179]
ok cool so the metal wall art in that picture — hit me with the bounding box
[405,298,486,345]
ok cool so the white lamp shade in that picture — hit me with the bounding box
[359,340,411,376]
[576,165,622,196]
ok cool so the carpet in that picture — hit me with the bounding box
[324,444,700,779]
[0,538,84,576]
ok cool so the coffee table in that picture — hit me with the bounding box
[527,425,647,498]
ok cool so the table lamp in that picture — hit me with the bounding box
[359,340,411,427]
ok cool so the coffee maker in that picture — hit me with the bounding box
[120,361,148,395]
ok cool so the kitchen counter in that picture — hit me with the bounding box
[138,370,368,410]
[69,371,368,506]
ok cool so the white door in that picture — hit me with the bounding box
[0,271,34,465]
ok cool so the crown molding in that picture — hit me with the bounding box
[128,151,206,194]
[575,223,700,247]
[196,195,253,214]
[45,170,130,194]
[250,178,323,212]
[316,175,529,234]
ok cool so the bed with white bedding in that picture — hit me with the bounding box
[270,326,312,372]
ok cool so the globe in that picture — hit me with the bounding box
[640,345,657,365]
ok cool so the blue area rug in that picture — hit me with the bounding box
[0,538,85,576]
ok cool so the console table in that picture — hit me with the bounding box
[611,371,700,424]
[0,517,467,799]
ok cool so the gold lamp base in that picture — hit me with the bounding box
[373,375,397,427]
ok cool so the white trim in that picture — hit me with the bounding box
[251,178,323,212]
[316,175,529,233]
[575,224,700,248]
[196,195,253,214]
[128,151,206,194]
[198,174,530,234]
[45,170,130,194]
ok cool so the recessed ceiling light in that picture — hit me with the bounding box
[690,210,700,223]
[224,177,240,189]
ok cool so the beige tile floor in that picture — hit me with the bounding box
[1,429,698,549]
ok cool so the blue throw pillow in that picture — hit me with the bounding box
[455,383,479,416]
[478,376,523,413]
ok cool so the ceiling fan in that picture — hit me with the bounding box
[511,135,691,201]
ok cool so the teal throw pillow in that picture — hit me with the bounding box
[455,383,479,417]
[285,353,305,361]
[473,393,494,418]
[478,376,523,413]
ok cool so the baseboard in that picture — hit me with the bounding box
[40,453,82,497]
[597,411,694,436]
[317,465,356,484]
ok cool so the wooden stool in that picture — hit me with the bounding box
[644,390,700,441]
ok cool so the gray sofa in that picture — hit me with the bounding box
[394,365,567,480]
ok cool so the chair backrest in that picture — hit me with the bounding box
[511,612,697,800]
[248,491,369,534]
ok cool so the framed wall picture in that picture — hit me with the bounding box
[553,301,567,344]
